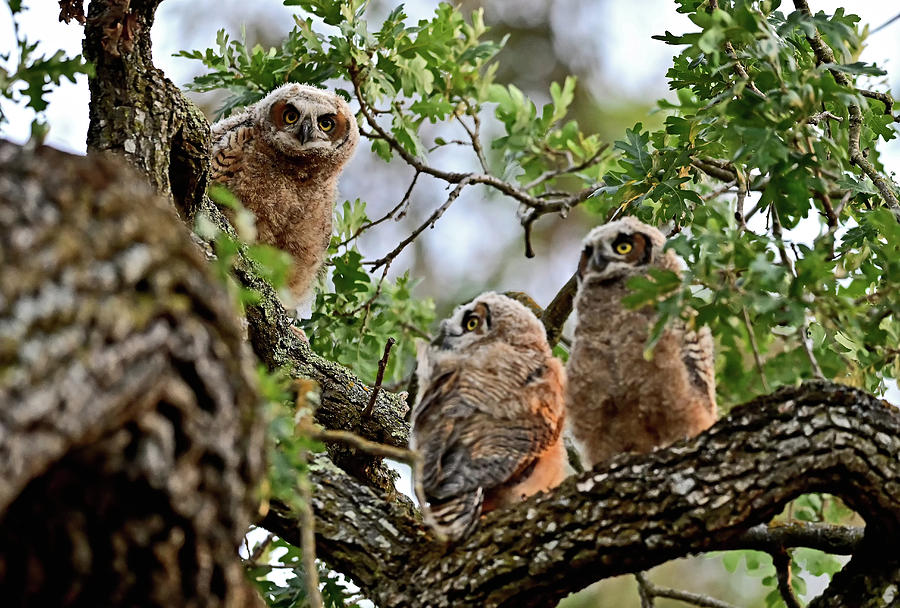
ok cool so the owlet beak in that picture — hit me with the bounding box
[298,117,313,144]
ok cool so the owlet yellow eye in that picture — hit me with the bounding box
[465,317,480,331]
[283,109,299,124]
[615,242,633,255]
[318,116,335,132]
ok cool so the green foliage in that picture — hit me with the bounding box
[301,200,434,384]
[182,1,898,606]
[0,1,92,129]
[248,536,362,608]
[590,1,900,404]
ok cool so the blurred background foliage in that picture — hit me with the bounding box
[2,0,898,606]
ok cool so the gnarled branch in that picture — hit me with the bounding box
[264,381,899,608]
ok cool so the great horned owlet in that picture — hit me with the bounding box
[411,292,567,541]
[566,217,717,468]
[210,83,359,301]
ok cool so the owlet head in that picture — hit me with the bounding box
[577,217,667,285]
[430,292,548,354]
[255,83,359,161]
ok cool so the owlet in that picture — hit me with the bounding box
[411,292,567,541]
[210,83,359,302]
[566,217,717,468]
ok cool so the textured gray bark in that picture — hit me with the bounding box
[14,2,898,607]
[0,142,264,606]
[263,382,900,608]
[83,0,210,221]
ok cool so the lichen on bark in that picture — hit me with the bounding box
[0,142,264,606]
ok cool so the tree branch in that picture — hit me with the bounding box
[263,381,900,608]
[635,572,739,608]
[734,522,862,555]
[347,62,604,257]
[541,272,578,348]
[792,0,900,214]
[707,0,767,100]
[772,548,803,608]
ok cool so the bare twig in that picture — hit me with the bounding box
[336,171,420,248]
[871,11,900,35]
[770,207,825,379]
[807,110,843,125]
[859,89,899,122]
[455,106,489,173]
[524,144,610,191]
[741,305,771,392]
[707,0,767,99]
[635,572,655,608]
[772,548,803,608]
[367,177,471,270]
[793,0,900,213]
[635,571,740,608]
[362,337,396,419]
[309,427,416,463]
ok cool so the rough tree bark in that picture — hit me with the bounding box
[0,142,264,606]
[262,382,900,608]
[1,2,896,608]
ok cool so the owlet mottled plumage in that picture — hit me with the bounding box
[566,217,717,468]
[210,83,359,302]
[411,293,567,541]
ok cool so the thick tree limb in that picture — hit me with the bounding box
[83,0,210,220]
[263,381,899,608]
[0,142,264,607]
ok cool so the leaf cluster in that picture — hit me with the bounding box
[591,0,899,403]
[0,1,92,129]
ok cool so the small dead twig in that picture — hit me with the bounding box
[367,177,471,270]
[772,549,803,608]
[362,337,396,419]
[741,305,771,392]
[455,105,489,173]
[335,171,421,248]
[635,571,740,608]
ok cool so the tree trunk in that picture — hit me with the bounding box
[0,142,264,607]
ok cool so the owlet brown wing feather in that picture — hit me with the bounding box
[411,293,567,541]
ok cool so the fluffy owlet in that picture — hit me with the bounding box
[411,293,567,541]
[566,217,717,468]
[210,83,359,301]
